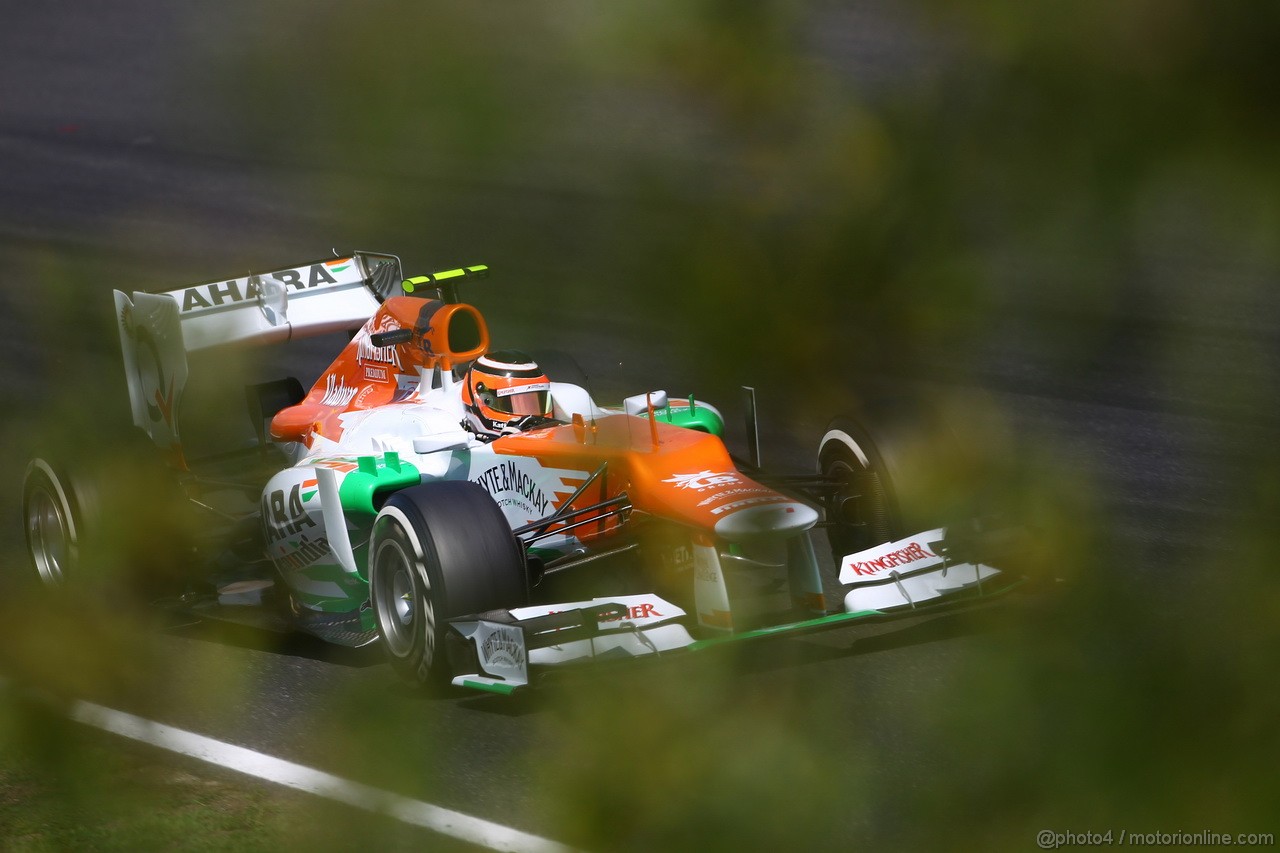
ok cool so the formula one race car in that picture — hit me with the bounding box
[21,252,1021,693]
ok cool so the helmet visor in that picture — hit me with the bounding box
[494,381,551,417]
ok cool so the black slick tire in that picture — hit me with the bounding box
[817,417,905,562]
[368,480,527,686]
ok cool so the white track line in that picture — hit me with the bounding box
[0,677,573,853]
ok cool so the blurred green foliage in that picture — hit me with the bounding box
[4,1,1278,850]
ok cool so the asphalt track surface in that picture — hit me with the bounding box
[2,3,1277,850]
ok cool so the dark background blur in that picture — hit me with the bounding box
[1,1,1277,849]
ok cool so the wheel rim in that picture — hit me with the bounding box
[825,452,894,549]
[373,536,434,660]
[392,568,415,627]
[826,457,863,526]
[27,485,71,584]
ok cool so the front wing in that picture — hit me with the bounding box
[444,529,1024,694]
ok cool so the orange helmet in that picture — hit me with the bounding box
[463,350,552,433]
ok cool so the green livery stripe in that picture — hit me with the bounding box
[687,577,1029,651]
[687,609,886,651]
[460,679,518,696]
[659,402,724,436]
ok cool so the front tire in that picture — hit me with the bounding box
[818,417,904,562]
[369,481,528,686]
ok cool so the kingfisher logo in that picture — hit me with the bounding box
[845,541,938,577]
[600,603,663,622]
[662,470,740,491]
[356,315,404,370]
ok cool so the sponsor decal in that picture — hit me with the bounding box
[391,373,419,402]
[661,543,694,573]
[541,602,666,629]
[263,483,319,544]
[181,280,250,312]
[274,535,331,573]
[696,486,774,508]
[363,365,388,382]
[662,470,741,491]
[270,264,340,291]
[709,495,789,515]
[179,262,342,313]
[496,382,550,397]
[845,541,937,578]
[599,602,663,623]
[356,314,404,370]
[693,543,721,584]
[480,627,527,669]
[509,594,683,631]
[460,620,529,683]
[471,460,551,518]
[319,374,357,407]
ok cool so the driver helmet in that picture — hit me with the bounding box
[462,350,553,433]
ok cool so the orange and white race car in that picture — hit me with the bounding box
[22,252,1021,693]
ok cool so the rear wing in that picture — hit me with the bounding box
[114,252,403,462]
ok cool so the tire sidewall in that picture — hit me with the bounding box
[819,417,905,558]
[22,458,84,587]
[370,503,444,684]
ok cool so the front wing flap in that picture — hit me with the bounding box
[837,527,1023,612]
[446,594,695,694]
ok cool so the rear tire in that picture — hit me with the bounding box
[369,481,527,686]
[22,459,85,587]
[21,436,194,593]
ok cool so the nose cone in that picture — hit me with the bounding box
[713,500,820,542]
